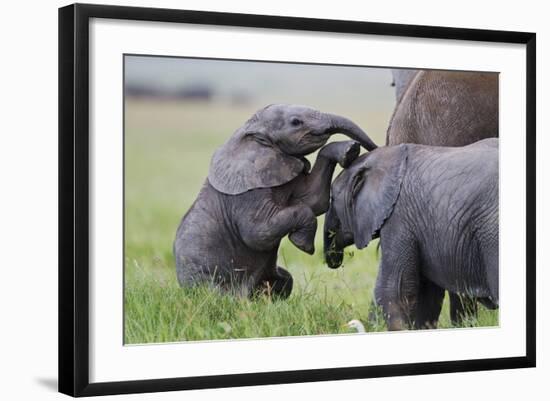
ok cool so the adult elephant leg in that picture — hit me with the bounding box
[449,293,478,325]
[292,141,360,216]
[415,278,445,329]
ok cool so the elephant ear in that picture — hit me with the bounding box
[208,132,305,195]
[351,145,408,249]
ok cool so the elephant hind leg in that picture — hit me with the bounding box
[449,293,478,326]
[176,258,219,289]
[269,266,294,299]
[254,266,294,300]
[415,278,445,329]
[484,249,499,307]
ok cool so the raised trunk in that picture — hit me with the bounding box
[326,114,378,151]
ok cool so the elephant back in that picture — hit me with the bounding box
[387,70,499,147]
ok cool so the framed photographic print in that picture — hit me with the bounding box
[58,3,536,397]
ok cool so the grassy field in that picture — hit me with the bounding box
[124,99,498,344]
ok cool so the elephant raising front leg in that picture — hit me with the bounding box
[238,201,318,255]
[176,104,378,298]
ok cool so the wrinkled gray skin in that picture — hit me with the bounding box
[174,104,377,298]
[387,69,499,323]
[324,139,498,330]
[387,70,498,147]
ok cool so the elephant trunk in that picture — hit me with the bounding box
[325,114,378,151]
[323,207,344,269]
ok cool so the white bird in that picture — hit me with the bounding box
[346,319,366,333]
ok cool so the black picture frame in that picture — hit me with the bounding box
[58,3,536,397]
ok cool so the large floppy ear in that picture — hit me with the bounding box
[350,145,408,249]
[208,128,305,195]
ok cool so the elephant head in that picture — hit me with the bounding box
[324,145,408,268]
[208,104,378,195]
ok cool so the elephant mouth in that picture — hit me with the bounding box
[293,131,330,155]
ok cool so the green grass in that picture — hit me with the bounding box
[124,99,498,344]
[125,258,384,343]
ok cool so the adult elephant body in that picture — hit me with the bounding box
[174,104,377,298]
[387,70,498,146]
[391,69,419,102]
[324,139,499,330]
[386,69,499,323]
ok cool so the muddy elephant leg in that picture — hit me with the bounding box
[450,293,478,325]
[292,141,360,215]
[415,278,445,329]
[239,203,317,254]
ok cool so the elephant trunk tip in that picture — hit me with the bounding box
[323,233,344,269]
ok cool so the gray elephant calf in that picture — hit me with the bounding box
[387,69,499,324]
[324,138,498,330]
[174,104,377,298]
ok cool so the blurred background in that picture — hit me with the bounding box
[124,55,395,131]
[124,56,495,343]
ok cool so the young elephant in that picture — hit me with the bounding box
[324,139,498,330]
[387,69,499,324]
[174,104,377,298]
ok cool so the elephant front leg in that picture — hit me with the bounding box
[374,240,420,331]
[240,203,317,254]
[375,272,420,331]
[292,141,360,215]
[287,208,317,254]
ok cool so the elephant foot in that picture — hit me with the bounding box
[289,228,315,254]
[289,214,317,254]
[339,141,361,168]
[450,293,478,325]
[320,140,360,168]
[287,205,317,254]
[258,266,294,300]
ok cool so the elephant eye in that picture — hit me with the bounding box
[290,117,303,127]
[249,133,273,147]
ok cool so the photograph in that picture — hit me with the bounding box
[56,2,536,396]
[123,55,500,344]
